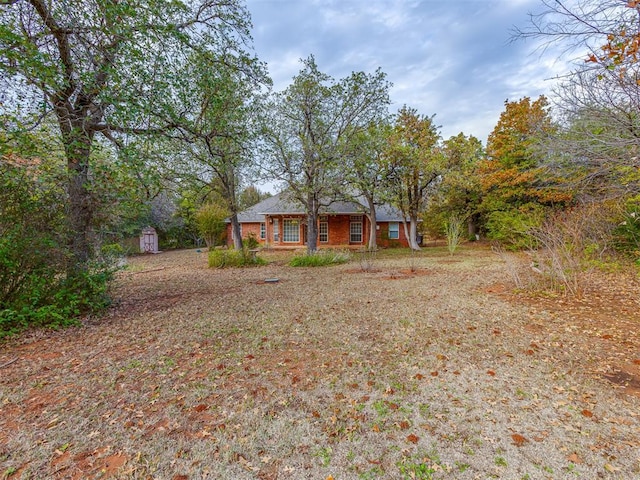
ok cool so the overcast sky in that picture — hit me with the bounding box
[245,0,567,144]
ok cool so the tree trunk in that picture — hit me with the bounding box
[467,217,478,240]
[401,219,411,248]
[230,213,243,250]
[408,216,421,250]
[365,195,377,251]
[307,212,318,253]
[62,122,95,277]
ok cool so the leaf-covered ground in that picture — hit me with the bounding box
[1,245,639,479]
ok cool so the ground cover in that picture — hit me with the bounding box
[1,245,639,479]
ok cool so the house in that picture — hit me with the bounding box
[226,192,411,248]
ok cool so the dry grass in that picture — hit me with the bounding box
[1,245,639,479]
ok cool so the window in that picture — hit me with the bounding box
[319,221,328,243]
[260,223,266,240]
[283,219,300,242]
[273,218,279,242]
[388,222,399,240]
[350,216,363,243]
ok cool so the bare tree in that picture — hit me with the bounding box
[515,0,640,199]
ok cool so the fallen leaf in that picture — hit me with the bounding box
[487,370,496,377]
[398,421,410,430]
[406,433,419,444]
[581,409,594,418]
[414,373,424,380]
[604,463,619,472]
[430,371,438,377]
[567,453,582,464]
[511,433,528,447]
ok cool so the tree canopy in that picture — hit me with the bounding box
[0,0,256,269]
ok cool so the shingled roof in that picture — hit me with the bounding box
[236,192,406,223]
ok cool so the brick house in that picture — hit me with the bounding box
[226,192,411,248]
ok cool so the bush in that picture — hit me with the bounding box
[195,203,228,248]
[245,232,260,249]
[0,158,113,338]
[485,205,544,250]
[612,200,640,261]
[208,247,267,268]
[289,249,352,267]
[445,214,465,255]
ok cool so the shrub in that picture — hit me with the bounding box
[195,203,228,248]
[245,232,260,249]
[208,247,267,268]
[289,249,351,267]
[445,214,465,255]
[0,159,114,338]
[485,205,544,250]
[612,199,640,261]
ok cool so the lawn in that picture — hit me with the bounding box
[1,245,639,479]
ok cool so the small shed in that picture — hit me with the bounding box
[140,227,159,253]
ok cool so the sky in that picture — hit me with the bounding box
[245,0,568,144]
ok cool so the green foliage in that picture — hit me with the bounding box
[208,248,267,268]
[485,205,544,250]
[289,249,352,267]
[422,133,484,239]
[0,160,113,338]
[245,232,260,249]
[0,0,256,271]
[195,203,229,248]
[398,462,436,480]
[260,55,390,253]
[238,186,271,210]
[480,97,571,250]
[612,201,640,260]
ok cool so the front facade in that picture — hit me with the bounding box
[226,193,410,248]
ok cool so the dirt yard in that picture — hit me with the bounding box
[1,245,639,479]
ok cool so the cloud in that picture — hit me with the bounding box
[247,0,562,142]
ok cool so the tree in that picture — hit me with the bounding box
[195,203,229,249]
[343,120,393,250]
[0,0,254,275]
[260,56,390,253]
[515,1,640,200]
[159,50,269,250]
[479,96,571,246]
[239,185,272,210]
[422,133,484,239]
[385,106,443,250]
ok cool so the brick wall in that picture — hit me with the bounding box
[228,216,410,248]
